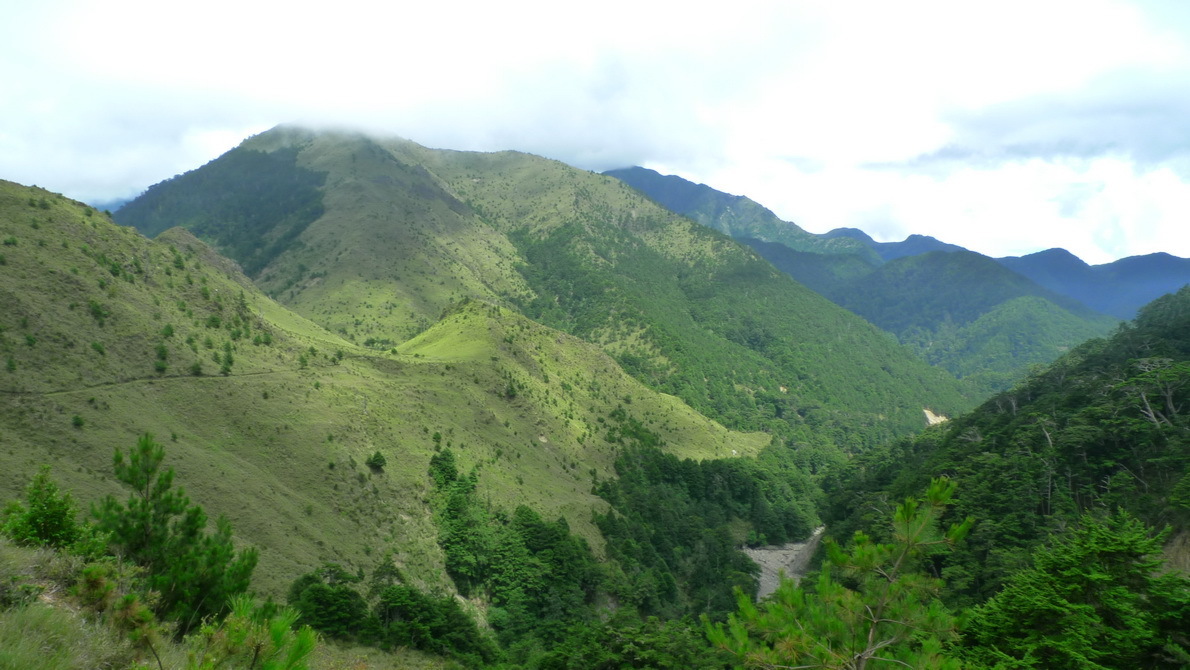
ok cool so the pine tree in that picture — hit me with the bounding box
[93,433,258,634]
[706,477,973,669]
[964,510,1190,668]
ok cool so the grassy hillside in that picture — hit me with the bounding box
[1,179,769,603]
[397,138,972,443]
[116,128,973,453]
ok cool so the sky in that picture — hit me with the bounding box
[3,1,1190,265]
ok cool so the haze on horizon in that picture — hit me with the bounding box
[3,0,1190,265]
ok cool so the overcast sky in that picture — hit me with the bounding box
[3,0,1190,264]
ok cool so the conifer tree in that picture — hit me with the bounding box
[707,477,972,669]
[964,510,1190,668]
[93,433,258,634]
[1,466,81,548]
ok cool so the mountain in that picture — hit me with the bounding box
[819,250,1118,392]
[0,177,773,600]
[824,249,1103,334]
[602,166,878,261]
[609,166,1190,323]
[608,166,1119,392]
[827,285,1190,605]
[117,127,972,450]
[1000,248,1190,319]
[739,237,878,296]
[821,227,967,261]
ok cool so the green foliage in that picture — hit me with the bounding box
[288,564,368,639]
[594,440,818,618]
[365,450,386,471]
[427,453,602,661]
[963,510,1190,669]
[187,594,317,670]
[427,448,457,489]
[110,592,167,670]
[827,287,1190,605]
[537,612,727,670]
[373,583,496,665]
[286,561,495,666]
[115,146,327,277]
[88,299,109,325]
[707,478,972,669]
[92,433,258,634]
[1,467,81,549]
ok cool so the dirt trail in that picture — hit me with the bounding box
[743,526,826,600]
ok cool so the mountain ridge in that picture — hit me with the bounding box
[117,127,973,449]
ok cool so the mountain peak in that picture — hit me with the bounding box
[821,227,876,244]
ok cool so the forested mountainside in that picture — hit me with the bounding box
[827,285,1190,605]
[601,166,875,260]
[1000,247,1190,319]
[815,249,1119,392]
[610,167,1118,393]
[116,126,972,452]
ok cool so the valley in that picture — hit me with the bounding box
[1,127,1188,668]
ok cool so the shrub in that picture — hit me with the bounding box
[366,451,387,471]
[1,467,81,549]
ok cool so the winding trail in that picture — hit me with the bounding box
[743,526,826,600]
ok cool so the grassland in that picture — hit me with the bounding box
[1,179,769,602]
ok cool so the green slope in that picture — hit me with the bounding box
[385,134,974,445]
[827,286,1190,604]
[116,127,973,453]
[607,168,1119,394]
[824,250,1118,392]
[603,166,878,261]
[1,179,769,601]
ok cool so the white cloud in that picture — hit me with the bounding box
[3,0,1190,262]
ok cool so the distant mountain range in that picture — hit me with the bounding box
[998,247,1190,319]
[606,166,1190,391]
